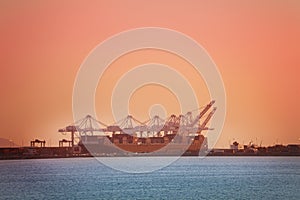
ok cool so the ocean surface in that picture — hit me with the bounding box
[0,157,299,200]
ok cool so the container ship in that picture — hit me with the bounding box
[59,101,216,156]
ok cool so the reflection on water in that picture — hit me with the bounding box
[0,157,299,199]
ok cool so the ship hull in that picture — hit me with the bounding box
[79,135,207,156]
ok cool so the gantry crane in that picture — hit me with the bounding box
[58,101,217,147]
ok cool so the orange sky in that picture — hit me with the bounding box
[0,0,299,148]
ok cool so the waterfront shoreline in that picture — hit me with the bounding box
[1,146,299,160]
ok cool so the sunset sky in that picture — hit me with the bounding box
[1,0,299,148]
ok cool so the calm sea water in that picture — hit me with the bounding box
[0,157,299,200]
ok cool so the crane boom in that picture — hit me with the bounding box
[189,100,215,127]
[199,107,217,130]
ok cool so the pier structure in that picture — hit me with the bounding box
[30,139,46,147]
